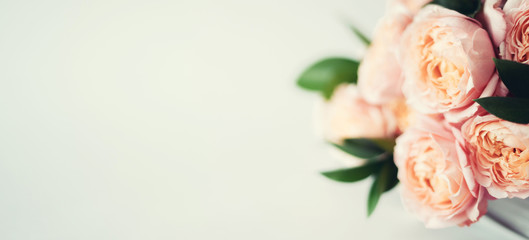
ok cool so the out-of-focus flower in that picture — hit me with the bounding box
[320,84,398,143]
[387,98,416,134]
[358,4,411,104]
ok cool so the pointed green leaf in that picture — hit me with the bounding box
[429,0,481,17]
[332,138,386,159]
[494,58,529,98]
[367,172,385,217]
[297,58,360,99]
[383,161,399,192]
[474,97,529,124]
[367,159,398,216]
[370,138,396,153]
[321,161,384,183]
[350,25,370,46]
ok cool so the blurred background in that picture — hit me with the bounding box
[0,0,523,239]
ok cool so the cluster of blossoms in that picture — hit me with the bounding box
[321,0,529,228]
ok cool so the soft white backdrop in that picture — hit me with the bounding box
[0,0,523,239]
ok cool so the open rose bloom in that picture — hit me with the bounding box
[462,115,529,199]
[299,0,529,230]
[400,5,500,123]
[395,116,488,227]
[501,0,529,63]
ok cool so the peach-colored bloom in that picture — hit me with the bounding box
[477,0,507,48]
[500,0,529,63]
[357,4,411,104]
[387,98,416,134]
[462,114,529,198]
[400,6,498,123]
[395,116,488,228]
[321,84,397,143]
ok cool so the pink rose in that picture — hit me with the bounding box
[387,97,417,134]
[400,6,499,123]
[395,115,488,228]
[320,84,398,143]
[357,4,412,104]
[500,0,529,63]
[462,114,529,198]
[476,0,507,48]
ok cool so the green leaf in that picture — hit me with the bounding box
[474,97,529,124]
[367,159,398,216]
[494,58,529,98]
[383,161,399,192]
[332,138,386,159]
[429,0,481,17]
[350,25,370,46]
[321,161,385,183]
[370,138,396,153]
[297,58,360,99]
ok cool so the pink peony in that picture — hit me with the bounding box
[477,0,507,48]
[387,97,417,134]
[500,0,529,63]
[400,5,499,123]
[320,84,398,143]
[395,115,488,228]
[357,3,412,104]
[462,114,529,199]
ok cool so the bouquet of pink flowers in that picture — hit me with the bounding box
[297,0,529,228]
